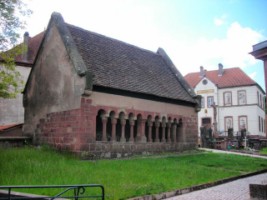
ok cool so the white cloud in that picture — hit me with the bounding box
[213,15,227,26]
[249,72,257,80]
[174,22,264,75]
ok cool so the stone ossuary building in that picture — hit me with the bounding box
[23,12,200,158]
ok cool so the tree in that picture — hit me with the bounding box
[0,0,32,98]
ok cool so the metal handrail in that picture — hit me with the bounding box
[0,184,104,200]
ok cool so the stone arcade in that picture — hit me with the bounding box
[23,13,201,158]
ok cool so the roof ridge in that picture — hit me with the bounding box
[65,23,160,56]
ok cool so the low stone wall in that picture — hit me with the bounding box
[80,142,196,159]
[0,136,32,148]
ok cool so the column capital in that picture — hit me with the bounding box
[129,120,135,126]
[155,121,160,127]
[120,118,126,125]
[147,121,153,127]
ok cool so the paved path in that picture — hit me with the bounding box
[199,148,267,159]
[166,149,267,200]
[167,173,267,200]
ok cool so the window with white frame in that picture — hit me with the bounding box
[257,91,260,106]
[238,116,247,130]
[225,116,233,131]
[237,90,246,105]
[207,96,214,108]
[224,92,232,106]
[259,116,261,132]
[260,93,262,108]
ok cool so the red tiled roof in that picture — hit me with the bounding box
[0,123,23,131]
[184,67,257,89]
[15,32,45,65]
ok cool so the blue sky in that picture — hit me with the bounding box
[23,0,267,90]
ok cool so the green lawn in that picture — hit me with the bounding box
[260,147,267,155]
[0,147,267,199]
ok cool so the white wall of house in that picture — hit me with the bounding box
[217,86,265,137]
[195,79,265,138]
[195,78,218,135]
[0,65,31,125]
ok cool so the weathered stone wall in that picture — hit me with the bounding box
[23,23,85,137]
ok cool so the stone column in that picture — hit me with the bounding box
[172,122,177,143]
[129,118,135,142]
[120,118,126,142]
[155,120,160,142]
[101,116,107,142]
[167,121,171,143]
[148,121,153,142]
[140,119,147,143]
[161,121,166,143]
[111,118,117,142]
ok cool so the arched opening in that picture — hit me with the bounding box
[116,118,121,142]
[107,111,115,141]
[177,118,183,142]
[125,119,130,142]
[172,118,177,142]
[117,112,126,142]
[96,109,105,141]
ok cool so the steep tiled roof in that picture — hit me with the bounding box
[184,67,257,89]
[67,24,195,103]
[15,32,44,65]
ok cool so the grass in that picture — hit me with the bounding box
[260,147,267,155]
[0,146,267,199]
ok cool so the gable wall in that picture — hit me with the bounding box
[23,24,85,136]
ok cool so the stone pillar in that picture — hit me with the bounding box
[101,116,107,142]
[129,119,135,142]
[148,121,153,142]
[111,118,117,142]
[120,118,126,142]
[167,121,171,143]
[162,121,166,143]
[155,120,160,142]
[172,123,177,143]
[140,119,147,143]
[177,120,185,143]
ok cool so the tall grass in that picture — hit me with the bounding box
[0,147,266,199]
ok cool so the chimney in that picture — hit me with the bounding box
[23,32,29,61]
[218,63,224,76]
[200,66,205,78]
